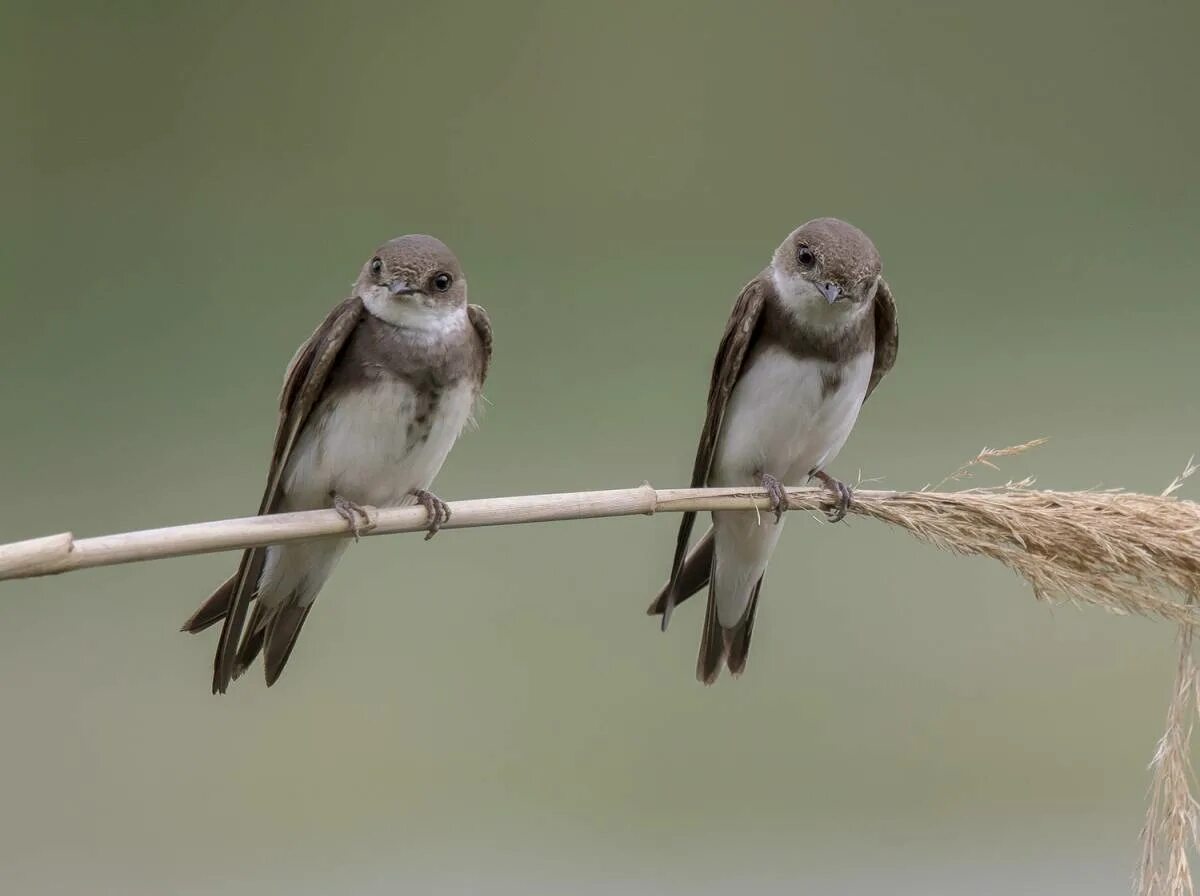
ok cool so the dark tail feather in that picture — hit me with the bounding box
[696,575,764,684]
[725,578,763,678]
[696,583,727,685]
[648,528,715,616]
[232,602,270,680]
[212,546,268,694]
[263,603,313,687]
[229,596,313,686]
[180,573,237,633]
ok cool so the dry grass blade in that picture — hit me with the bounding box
[1136,623,1200,896]
[1137,457,1200,896]
[928,437,1050,491]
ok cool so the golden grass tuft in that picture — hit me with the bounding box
[890,443,1200,895]
[843,447,1200,627]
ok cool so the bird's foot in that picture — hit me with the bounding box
[409,488,451,540]
[331,493,375,542]
[757,472,790,524]
[811,471,853,523]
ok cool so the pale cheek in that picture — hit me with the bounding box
[359,285,390,309]
[770,269,825,312]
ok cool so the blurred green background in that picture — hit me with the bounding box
[3,1,1199,892]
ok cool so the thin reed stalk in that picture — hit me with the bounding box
[0,451,1198,631]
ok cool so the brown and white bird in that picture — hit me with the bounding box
[182,234,492,693]
[648,218,898,684]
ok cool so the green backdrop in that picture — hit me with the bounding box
[2,2,1198,892]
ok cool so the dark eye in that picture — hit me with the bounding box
[797,246,816,269]
[431,272,452,292]
[370,258,383,278]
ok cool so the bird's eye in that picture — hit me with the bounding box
[431,272,452,292]
[797,246,817,269]
[370,258,383,278]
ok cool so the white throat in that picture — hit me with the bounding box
[769,262,869,332]
[362,287,467,336]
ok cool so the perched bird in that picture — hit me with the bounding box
[648,218,898,683]
[182,235,492,693]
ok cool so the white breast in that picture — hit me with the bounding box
[281,377,477,512]
[711,346,873,486]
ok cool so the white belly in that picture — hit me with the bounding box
[711,346,873,486]
[281,378,477,511]
[708,346,873,628]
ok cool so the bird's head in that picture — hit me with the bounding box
[771,218,882,317]
[356,234,467,329]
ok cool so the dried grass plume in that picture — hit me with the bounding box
[845,442,1200,627]
[1136,459,1200,896]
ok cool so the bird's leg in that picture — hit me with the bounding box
[409,488,451,541]
[811,470,853,523]
[756,471,790,524]
[331,492,374,542]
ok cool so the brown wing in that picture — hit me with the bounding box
[660,275,770,629]
[467,303,493,383]
[211,296,365,694]
[865,276,898,402]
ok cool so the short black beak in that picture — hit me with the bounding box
[389,279,420,297]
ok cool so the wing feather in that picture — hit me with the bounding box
[467,303,493,383]
[660,276,769,628]
[865,276,898,402]
[210,296,365,693]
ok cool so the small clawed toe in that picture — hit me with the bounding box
[332,493,374,542]
[827,481,852,523]
[813,472,852,523]
[410,489,451,540]
[758,472,790,524]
